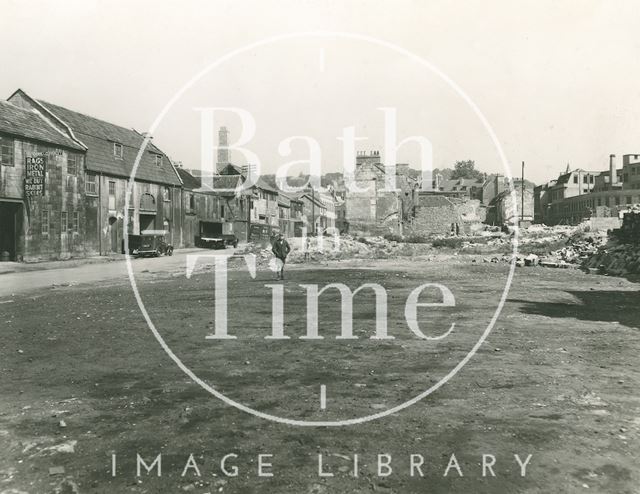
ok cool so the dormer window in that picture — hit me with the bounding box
[113,142,123,159]
[154,154,163,167]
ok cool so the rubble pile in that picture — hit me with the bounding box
[582,242,640,276]
[535,229,606,267]
[581,210,640,277]
[235,235,419,268]
[470,224,609,269]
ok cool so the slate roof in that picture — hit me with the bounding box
[177,168,202,190]
[0,100,85,151]
[195,175,244,196]
[291,191,325,209]
[416,193,456,207]
[37,100,181,185]
[439,177,483,192]
[218,163,280,193]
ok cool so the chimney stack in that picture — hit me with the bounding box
[609,154,616,185]
[217,126,230,169]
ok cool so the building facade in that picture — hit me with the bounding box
[6,89,185,258]
[344,151,416,235]
[0,100,88,261]
[535,155,640,225]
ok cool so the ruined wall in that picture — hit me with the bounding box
[404,196,484,236]
[405,196,460,236]
[345,162,403,235]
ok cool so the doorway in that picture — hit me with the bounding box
[139,214,156,233]
[0,202,22,261]
[108,216,118,253]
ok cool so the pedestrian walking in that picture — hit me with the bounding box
[303,236,311,262]
[272,233,291,280]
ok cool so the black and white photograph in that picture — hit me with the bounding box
[1,1,639,492]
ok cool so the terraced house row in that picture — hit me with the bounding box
[0,89,332,262]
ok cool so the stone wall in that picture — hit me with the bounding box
[405,195,460,235]
[0,136,90,261]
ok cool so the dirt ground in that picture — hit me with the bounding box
[1,253,639,493]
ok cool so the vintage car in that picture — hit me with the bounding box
[128,230,174,257]
[195,234,238,249]
[195,220,239,249]
[222,233,239,248]
[195,236,226,249]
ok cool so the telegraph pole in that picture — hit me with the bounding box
[521,161,525,225]
[311,186,316,236]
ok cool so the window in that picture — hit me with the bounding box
[597,197,602,206]
[573,176,578,184]
[163,186,170,201]
[72,212,79,233]
[67,154,78,175]
[615,196,620,206]
[0,136,14,166]
[189,194,195,211]
[42,210,49,236]
[220,204,225,218]
[108,181,116,210]
[590,175,594,183]
[583,175,588,183]
[154,154,163,167]
[85,173,97,194]
[626,196,632,204]
[113,142,123,159]
[61,211,68,232]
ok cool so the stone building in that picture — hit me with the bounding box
[292,190,326,235]
[6,89,185,257]
[178,167,245,246]
[486,185,534,226]
[0,99,88,261]
[534,155,640,225]
[344,151,416,235]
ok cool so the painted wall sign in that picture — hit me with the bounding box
[24,156,46,197]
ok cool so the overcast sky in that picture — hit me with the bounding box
[2,0,639,184]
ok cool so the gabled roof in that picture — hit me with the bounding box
[197,175,244,196]
[292,191,325,209]
[218,163,280,193]
[36,99,181,185]
[277,193,291,207]
[0,100,85,151]
[554,172,572,186]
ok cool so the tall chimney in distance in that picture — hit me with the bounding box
[609,154,616,186]
[217,126,230,171]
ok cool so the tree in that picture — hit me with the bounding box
[450,160,483,180]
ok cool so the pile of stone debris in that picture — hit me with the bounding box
[235,235,418,268]
[581,210,640,277]
[477,225,608,269]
